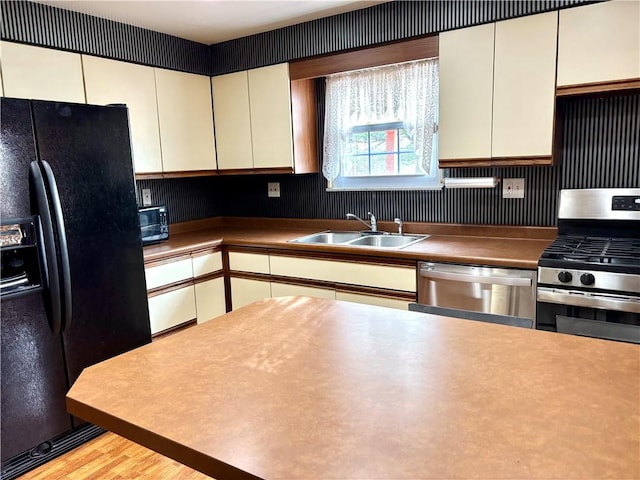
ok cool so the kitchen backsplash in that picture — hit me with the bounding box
[135,177,221,224]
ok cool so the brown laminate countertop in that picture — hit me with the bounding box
[67,296,640,480]
[143,218,554,269]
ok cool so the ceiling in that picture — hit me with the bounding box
[34,0,388,45]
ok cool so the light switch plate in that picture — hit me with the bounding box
[142,188,152,206]
[503,178,525,199]
[268,182,280,198]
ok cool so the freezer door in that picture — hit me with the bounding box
[1,99,72,461]
[30,101,151,386]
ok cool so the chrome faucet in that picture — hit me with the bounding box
[394,217,403,235]
[346,212,378,233]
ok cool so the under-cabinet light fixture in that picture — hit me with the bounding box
[442,177,500,189]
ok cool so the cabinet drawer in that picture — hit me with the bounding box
[192,252,223,277]
[228,252,270,274]
[195,277,226,324]
[145,258,193,290]
[270,282,335,300]
[148,286,196,335]
[336,292,409,311]
[269,256,416,292]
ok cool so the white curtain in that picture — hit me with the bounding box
[322,58,439,182]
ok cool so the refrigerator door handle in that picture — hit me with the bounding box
[41,161,73,332]
[29,161,63,335]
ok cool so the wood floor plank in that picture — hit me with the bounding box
[19,432,212,479]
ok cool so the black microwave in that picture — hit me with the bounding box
[138,205,169,245]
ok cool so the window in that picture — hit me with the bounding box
[323,58,440,191]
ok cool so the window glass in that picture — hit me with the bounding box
[323,58,441,191]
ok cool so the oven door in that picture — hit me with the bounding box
[536,287,640,344]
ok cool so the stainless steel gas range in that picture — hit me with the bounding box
[536,188,640,344]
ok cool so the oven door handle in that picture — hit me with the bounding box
[537,287,640,313]
[420,268,532,287]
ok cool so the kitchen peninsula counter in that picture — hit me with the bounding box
[143,217,555,269]
[67,296,639,479]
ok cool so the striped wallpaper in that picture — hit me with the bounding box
[210,0,589,74]
[0,1,211,74]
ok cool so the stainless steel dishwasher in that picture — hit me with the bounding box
[411,262,537,328]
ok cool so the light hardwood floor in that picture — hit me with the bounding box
[19,432,211,479]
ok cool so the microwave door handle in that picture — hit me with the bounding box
[29,161,62,335]
[41,161,72,332]
[419,268,532,287]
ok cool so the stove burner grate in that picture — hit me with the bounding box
[542,236,640,266]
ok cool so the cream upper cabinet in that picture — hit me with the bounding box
[0,42,85,103]
[155,68,217,172]
[439,23,495,162]
[557,1,640,87]
[248,64,294,169]
[212,63,294,171]
[492,12,558,159]
[211,71,253,170]
[83,56,163,174]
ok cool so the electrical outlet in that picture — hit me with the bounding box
[142,188,152,206]
[503,178,525,199]
[267,182,280,198]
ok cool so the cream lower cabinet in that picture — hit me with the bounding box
[0,42,85,103]
[335,292,410,311]
[83,55,163,174]
[269,255,416,292]
[145,250,225,334]
[557,0,640,87]
[195,277,226,324]
[228,251,415,311]
[148,286,197,335]
[230,278,272,310]
[270,283,335,300]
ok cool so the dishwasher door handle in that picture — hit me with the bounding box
[419,268,533,287]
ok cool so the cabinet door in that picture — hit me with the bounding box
[558,1,640,87]
[155,68,217,172]
[1,42,85,103]
[212,71,253,170]
[248,64,294,169]
[492,12,558,158]
[230,278,271,310]
[83,56,163,174]
[148,286,197,335]
[195,277,226,323]
[438,23,495,163]
[270,282,335,300]
[336,292,409,311]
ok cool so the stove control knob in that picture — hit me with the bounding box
[580,273,595,286]
[557,271,573,283]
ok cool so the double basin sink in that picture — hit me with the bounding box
[289,231,429,249]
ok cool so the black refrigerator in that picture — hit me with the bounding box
[0,98,151,478]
